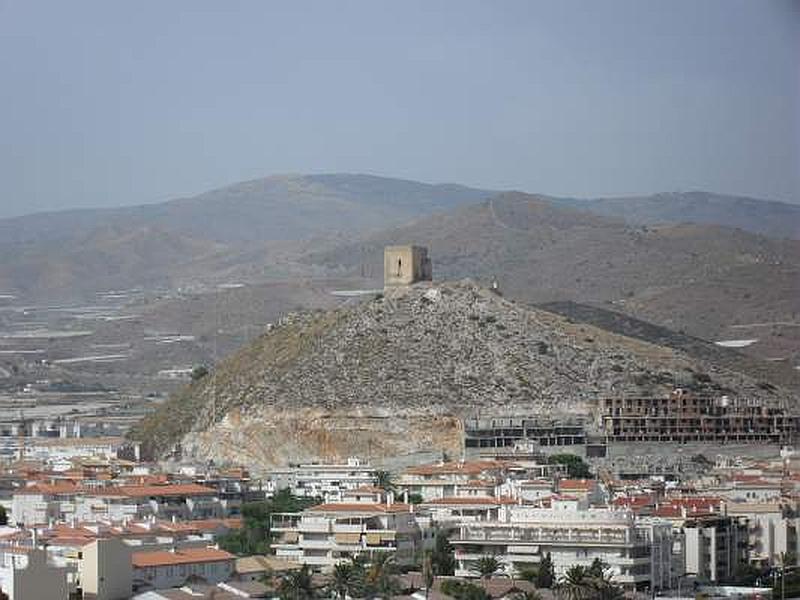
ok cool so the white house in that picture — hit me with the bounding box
[132,546,235,591]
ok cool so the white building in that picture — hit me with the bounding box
[11,482,81,526]
[271,490,427,571]
[78,537,133,600]
[0,546,72,600]
[396,460,509,502]
[132,546,235,591]
[12,482,227,526]
[450,497,673,592]
[268,457,378,501]
[683,514,750,583]
[726,502,800,566]
[76,483,224,522]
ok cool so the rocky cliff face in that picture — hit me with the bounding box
[132,280,792,471]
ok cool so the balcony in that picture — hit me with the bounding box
[302,555,334,566]
[300,522,333,533]
[299,539,334,550]
[333,524,365,533]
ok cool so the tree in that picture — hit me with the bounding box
[556,562,623,600]
[587,558,607,579]
[431,532,456,576]
[475,555,501,579]
[365,553,400,598]
[330,562,364,599]
[279,564,316,600]
[589,572,625,600]
[508,592,543,600]
[219,490,317,556]
[549,454,591,479]
[536,553,555,589]
[557,565,592,600]
[190,365,209,381]
[422,552,435,599]
[731,563,764,586]
[375,470,395,492]
[440,579,489,600]
[517,567,539,583]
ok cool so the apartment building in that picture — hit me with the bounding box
[11,481,81,525]
[271,490,425,571]
[726,502,800,567]
[450,497,673,591]
[12,482,226,525]
[420,496,517,525]
[396,460,509,501]
[268,457,378,501]
[76,484,223,521]
[132,546,235,591]
[0,546,72,600]
[557,478,605,505]
[78,537,133,600]
[683,514,749,583]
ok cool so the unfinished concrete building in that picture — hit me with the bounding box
[598,389,800,444]
[463,416,588,448]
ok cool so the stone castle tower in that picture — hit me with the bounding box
[384,245,432,287]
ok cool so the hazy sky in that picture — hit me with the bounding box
[1,0,798,218]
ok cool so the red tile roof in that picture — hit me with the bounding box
[91,483,216,498]
[558,479,596,491]
[132,546,234,568]
[16,482,82,496]
[309,502,412,514]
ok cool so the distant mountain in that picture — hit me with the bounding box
[0,174,492,301]
[307,192,800,369]
[0,225,226,302]
[0,174,492,246]
[554,191,800,240]
[0,174,796,311]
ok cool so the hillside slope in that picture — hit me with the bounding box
[555,191,800,240]
[130,281,793,470]
[0,174,491,246]
[308,193,800,366]
[2,175,797,303]
[0,174,490,301]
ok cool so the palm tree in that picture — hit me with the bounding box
[588,571,625,600]
[375,470,395,492]
[557,565,592,600]
[330,562,360,599]
[475,555,501,579]
[422,552,435,600]
[587,558,607,579]
[536,553,555,589]
[366,552,400,598]
[279,564,316,600]
[508,592,543,600]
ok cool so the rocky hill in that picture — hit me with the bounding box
[308,193,800,367]
[130,280,793,471]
